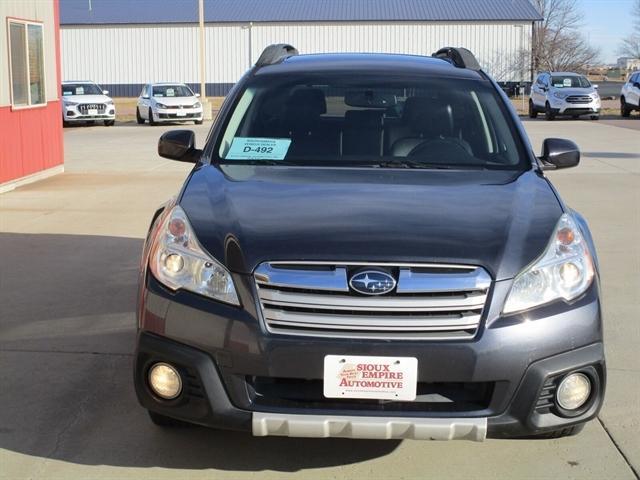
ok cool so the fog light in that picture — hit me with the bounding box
[557,372,591,410]
[148,363,182,399]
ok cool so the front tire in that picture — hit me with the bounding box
[590,115,599,120]
[621,97,631,117]
[545,102,556,121]
[136,107,145,124]
[104,120,115,126]
[195,119,203,125]
[528,100,538,119]
[148,107,156,126]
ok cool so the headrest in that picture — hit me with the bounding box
[402,96,453,136]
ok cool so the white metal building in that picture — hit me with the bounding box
[60,0,542,97]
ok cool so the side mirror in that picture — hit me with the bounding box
[539,138,580,170]
[158,130,200,162]
[142,95,150,99]
[634,82,640,89]
[103,90,109,95]
[195,93,201,98]
[593,84,598,90]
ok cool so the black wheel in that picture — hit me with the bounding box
[62,119,70,128]
[528,424,585,439]
[148,107,156,126]
[147,410,191,427]
[86,120,96,125]
[621,97,631,117]
[195,119,203,125]
[104,120,115,126]
[528,100,538,119]
[545,103,555,121]
[136,107,145,124]
[590,115,599,120]
[571,115,579,119]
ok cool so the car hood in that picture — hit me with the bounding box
[63,94,112,103]
[179,165,563,280]
[550,87,596,96]
[152,96,198,106]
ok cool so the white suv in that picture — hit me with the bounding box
[136,83,203,125]
[529,72,600,120]
[62,81,116,126]
[620,71,640,117]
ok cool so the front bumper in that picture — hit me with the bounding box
[154,108,203,122]
[548,98,601,115]
[63,106,115,121]
[134,274,606,440]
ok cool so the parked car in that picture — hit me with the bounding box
[134,45,604,441]
[620,71,640,117]
[136,83,203,125]
[61,81,115,126]
[529,72,600,120]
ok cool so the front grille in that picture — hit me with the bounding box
[254,262,492,340]
[248,376,494,412]
[535,377,557,413]
[78,103,106,114]
[566,95,593,104]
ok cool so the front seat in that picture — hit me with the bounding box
[283,88,334,156]
[341,109,384,156]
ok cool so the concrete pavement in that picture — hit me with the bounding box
[1,119,638,479]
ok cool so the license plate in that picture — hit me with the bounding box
[88,109,98,116]
[324,355,417,401]
[176,111,187,117]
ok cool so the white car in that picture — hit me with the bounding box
[62,81,116,126]
[529,72,600,120]
[620,71,640,117]
[136,83,203,125]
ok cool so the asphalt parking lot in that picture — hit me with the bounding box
[1,118,639,479]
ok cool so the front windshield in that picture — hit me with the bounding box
[62,83,103,96]
[152,85,194,97]
[550,75,591,88]
[215,74,527,170]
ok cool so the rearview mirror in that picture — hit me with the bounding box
[539,138,580,170]
[158,130,200,162]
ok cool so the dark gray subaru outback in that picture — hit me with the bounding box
[134,45,604,441]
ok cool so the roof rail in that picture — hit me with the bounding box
[255,44,298,67]
[432,47,481,71]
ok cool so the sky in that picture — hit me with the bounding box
[581,0,637,63]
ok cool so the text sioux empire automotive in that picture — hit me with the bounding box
[133,45,605,441]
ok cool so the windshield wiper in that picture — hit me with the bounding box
[374,160,482,170]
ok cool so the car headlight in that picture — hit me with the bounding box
[156,102,168,109]
[105,99,114,105]
[193,102,202,108]
[591,92,600,100]
[553,92,568,99]
[503,213,595,314]
[64,100,78,106]
[149,205,240,305]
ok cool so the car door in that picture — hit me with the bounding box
[531,74,546,107]
[138,85,150,118]
[629,74,640,106]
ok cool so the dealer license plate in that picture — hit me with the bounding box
[323,355,417,401]
[176,111,187,117]
[88,109,98,116]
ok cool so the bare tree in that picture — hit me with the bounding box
[619,0,640,59]
[531,0,600,72]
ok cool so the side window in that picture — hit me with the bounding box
[8,20,46,107]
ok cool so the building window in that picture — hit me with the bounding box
[8,20,46,107]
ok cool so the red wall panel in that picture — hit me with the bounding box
[0,101,64,184]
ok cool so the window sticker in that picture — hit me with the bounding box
[166,88,175,97]
[225,137,291,160]
[77,87,84,95]
[563,78,572,87]
[63,91,72,96]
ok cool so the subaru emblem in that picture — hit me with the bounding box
[349,270,396,295]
